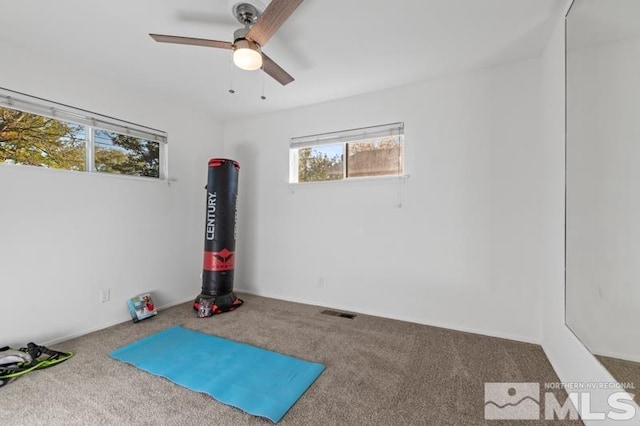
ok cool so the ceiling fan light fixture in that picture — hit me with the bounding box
[233,39,262,71]
[150,0,301,85]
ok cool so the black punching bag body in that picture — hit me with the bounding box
[194,158,243,317]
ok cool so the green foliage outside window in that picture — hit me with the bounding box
[0,107,85,170]
[95,130,159,178]
[0,106,160,178]
[297,147,343,182]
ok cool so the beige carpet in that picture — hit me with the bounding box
[0,293,581,425]
[596,355,640,405]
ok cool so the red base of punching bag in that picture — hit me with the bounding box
[193,293,243,317]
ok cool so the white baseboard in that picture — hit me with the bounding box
[44,296,195,347]
[235,288,541,345]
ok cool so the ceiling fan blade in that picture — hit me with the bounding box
[262,53,294,85]
[246,0,303,46]
[149,34,233,49]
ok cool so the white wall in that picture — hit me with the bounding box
[540,13,639,424]
[0,40,221,346]
[566,37,640,362]
[224,58,546,343]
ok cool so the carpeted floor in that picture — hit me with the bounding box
[0,294,582,425]
[596,356,640,405]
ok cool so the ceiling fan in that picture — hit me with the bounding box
[150,0,303,86]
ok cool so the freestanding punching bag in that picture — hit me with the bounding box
[194,158,243,317]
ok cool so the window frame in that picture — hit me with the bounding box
[0,87,168,180]
[289,122,405,184]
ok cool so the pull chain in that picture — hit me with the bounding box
[228,60,236,94]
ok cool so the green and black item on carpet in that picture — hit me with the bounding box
[0,342,73,387]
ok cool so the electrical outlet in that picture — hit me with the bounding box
[99,288,110,303]
[318,276,325,289]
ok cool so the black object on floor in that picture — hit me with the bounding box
[321,309,357,319]
[0,342,73,387]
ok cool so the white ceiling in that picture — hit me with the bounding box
[0,0,566,122]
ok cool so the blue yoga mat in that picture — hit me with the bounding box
[110,325,325,423]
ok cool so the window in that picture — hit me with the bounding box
[94,130,160,178]
[289,123,404,184]
[0,107,86,171]
[0,88,167,179]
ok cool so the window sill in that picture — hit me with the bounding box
[288,173,410,188]
[0,161,171,185]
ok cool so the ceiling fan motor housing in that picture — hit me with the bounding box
[233,27,251,43]
[232,26,261,59]
[232,25,262,70]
